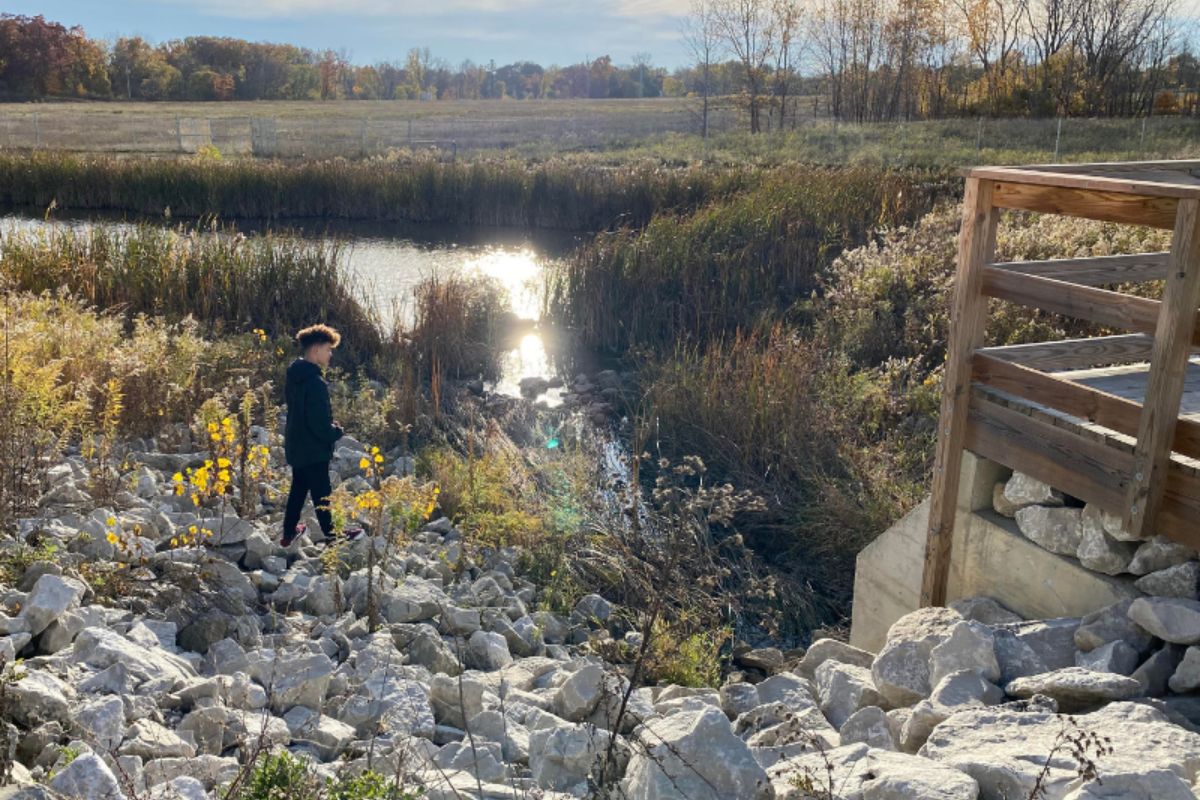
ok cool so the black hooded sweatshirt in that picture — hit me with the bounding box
[284,358,344,468]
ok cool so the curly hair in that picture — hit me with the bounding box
[295,324,341,351]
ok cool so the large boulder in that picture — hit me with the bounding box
[1005,667,1142,712]
[797,638,875,679]
[19,574,86,636]
[1168,646,1200,693]
[10,669,72,726]
[928,621,1001,688]
[1014,506,1082,556]
[529,722,610,793]
[1127,597,1200,644]
[622,706,771,800]
[1135,562,1200,600]
[1127,537,1194,576]
[815,660,884,729]
[1075,600,1153,653]
[921,702,1200,800]
[48,753,126,800]
[381,576,449,624]
[72,627,197,688]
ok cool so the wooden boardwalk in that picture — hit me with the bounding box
[921,160,1200,606]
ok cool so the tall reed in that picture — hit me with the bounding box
[544,164,951,353]
[0,221,386,367]
[0,152,751,231]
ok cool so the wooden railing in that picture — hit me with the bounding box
[920,164,1200,606]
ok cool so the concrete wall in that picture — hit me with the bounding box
[850,452,1139,653]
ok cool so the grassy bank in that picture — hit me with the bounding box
[545,164,951,354]
[548,161,1174,627]
[0,151,751,231]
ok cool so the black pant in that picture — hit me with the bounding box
[284,461,333,537]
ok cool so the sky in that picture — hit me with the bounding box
[5,1,696,68]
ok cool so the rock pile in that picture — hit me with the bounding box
[2,447,1200,800]
[996,471,1200,594]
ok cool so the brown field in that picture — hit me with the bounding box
[0,97,746,157]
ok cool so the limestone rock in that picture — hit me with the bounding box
[1074,639,1139,676]
[815,659,884,729]
[928,621,1001,688]
[992,629,1049,685]
[1168,646,1200,693]
[1075,599,1154,653]
[381,576,449,624]
[872,639,932,708]
[9,669,72,726]
[1128,537,1195,576]
[948,596,1022,626]
[119,719,196,759]
[1127,596,1200,644]
[921,702,1200,800]
[1135,561,1200,599]
[1015,505,1082,556]
[998,617,1080,670]
[797,638,875,679]
[1003,472,1063,507]
[838,706,895,751]
[992,481,1023,517]
[622,706,771,800]
[861,749,980,799]
[1077,511,1137,575]
[719,682,761,720]
[19,574,86,637]
[48,753,125,800]
[556,663,609,722]
[1131,644,1185,697]
[465,630,512,672]
[1005,667,1142,712]
[529,722,609,793]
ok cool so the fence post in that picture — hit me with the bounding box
[176,116,183,153]
[1053,116,1063,162]
[33,113,40,149]
[976,116,983,151]
[361,118,369,158]
[1140,115,1148,157]
[408,119,413,146]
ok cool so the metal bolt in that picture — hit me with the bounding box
[1135,471,1143,481]
[1131,505,1138,515]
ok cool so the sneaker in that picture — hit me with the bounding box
[281,522,306,548]
[342,526,365,541]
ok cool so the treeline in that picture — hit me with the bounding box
[0,14,679,102]
[685,0,1199,130]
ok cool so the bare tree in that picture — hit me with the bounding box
[951,0,1027,113]
[712,0,777,132]
[684,0,724,138]
[772,0,805,130]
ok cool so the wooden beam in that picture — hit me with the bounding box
[1123,198,1200,538]
[991,252,1170,286]
[921,177,999,608]
[964,394,1131,517]
[969,167,1200,201]
[1013,160,1200,175]
[979,335,1157,371]
[971,352,1200,460]
[980,268,1199,342]
[968,390,1200,550]
[991,181,1179,228]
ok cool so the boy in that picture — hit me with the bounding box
[282,324,362,547]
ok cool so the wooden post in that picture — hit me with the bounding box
[920,177,1000,607]
[1122,197,1200,538]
